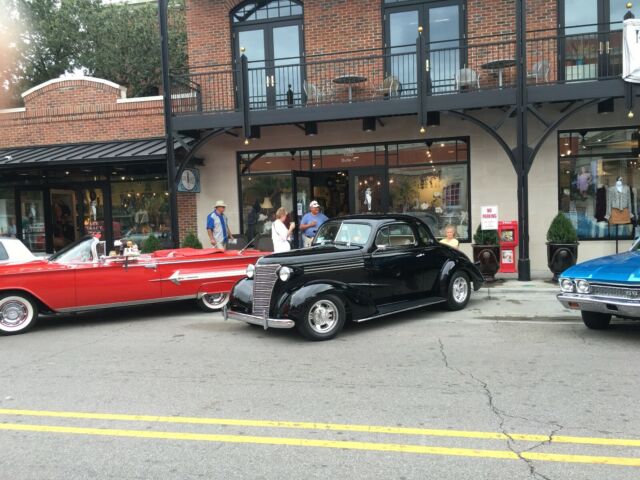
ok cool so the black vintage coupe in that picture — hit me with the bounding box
[225,215,483,340]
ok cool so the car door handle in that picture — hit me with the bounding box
[416,253,425,258]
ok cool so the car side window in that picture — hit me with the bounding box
[417,224,434,245]
[0,243,7,261]
[375,227,390,247]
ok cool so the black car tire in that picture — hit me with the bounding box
[581,311,611,330]
[0,293,39,335]
[197,293,230,312]
[445,271,470,311]
[297,294,346,341]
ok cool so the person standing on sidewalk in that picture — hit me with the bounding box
[206,200,233,249]
[272,207,296,253]
[299,200,328,247]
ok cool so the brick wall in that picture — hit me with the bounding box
[0,78,165,148]
[177,192,198,244]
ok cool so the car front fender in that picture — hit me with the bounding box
[438,258,484,297]
[278,281,376,321]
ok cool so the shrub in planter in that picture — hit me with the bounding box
[546,213,578,281]
[181,232,203,249]
[472,225,500,282]
[141,234,162,253]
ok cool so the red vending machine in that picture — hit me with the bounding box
[498,221,518,273]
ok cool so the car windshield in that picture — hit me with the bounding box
[313,221,372,247]
[49,236,96,263]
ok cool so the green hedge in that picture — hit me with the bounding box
[141,234,162,253]
[181,232,203,249]
[547,213,578,244]
[473,225,499,245]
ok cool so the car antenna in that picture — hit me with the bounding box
[239,233,262,255]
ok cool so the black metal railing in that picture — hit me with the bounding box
[170,22,624,116]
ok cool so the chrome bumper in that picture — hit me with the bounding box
[223,307,295,329]
[557,293,640,318]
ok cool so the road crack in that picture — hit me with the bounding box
[437,338,559,480]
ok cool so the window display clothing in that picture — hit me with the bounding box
[595,186,607,222]
[606,182,633,225]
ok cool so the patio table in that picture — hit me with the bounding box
[333,75,367,103]
[480,59,516,88]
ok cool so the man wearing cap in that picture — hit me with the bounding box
[299,200,329,247]
[207,200,233,250]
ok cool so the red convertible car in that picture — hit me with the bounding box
[0,236,263,335]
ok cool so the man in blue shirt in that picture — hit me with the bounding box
[299,200,329,247]
[206,200,233,249]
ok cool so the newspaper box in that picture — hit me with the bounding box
[498,221,518,273]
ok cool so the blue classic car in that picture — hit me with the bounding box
[557,239,640,329]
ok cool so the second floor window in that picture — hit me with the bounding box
[231,0,304,110]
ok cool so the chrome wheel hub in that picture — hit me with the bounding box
[202,293,229,309]
[452,277,469,304]
[308,300,338,333]
[1,300,29,328]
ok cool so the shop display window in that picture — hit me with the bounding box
[558,127,640,240]
[111,175,172,249]
[241,174,293,237]
[388,164,469,241]
[0,188,17,238]
[20,190,46,252]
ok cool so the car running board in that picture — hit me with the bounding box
[354,297,447,323]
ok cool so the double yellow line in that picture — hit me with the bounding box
[1,408,639,467]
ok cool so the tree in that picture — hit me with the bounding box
[82,0,187,97]
[0,0,187,106]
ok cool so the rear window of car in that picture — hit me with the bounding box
[0,243,8,261]
[375,223,416,247]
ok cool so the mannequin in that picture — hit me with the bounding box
[606,177,633,225]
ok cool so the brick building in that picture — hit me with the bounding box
[1,0,638,278]
[0,77,197,253]
[166,0,639,277]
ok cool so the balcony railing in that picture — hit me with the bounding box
[171,23,624,117]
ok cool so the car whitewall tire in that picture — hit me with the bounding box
[197,292,230,311]
[0,294,38,335]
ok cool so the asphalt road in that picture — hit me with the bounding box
[1,289,640,480]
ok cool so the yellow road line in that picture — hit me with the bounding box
[0,408,639,448]
[0,422,639,467]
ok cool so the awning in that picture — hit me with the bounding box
[0,138,190,169]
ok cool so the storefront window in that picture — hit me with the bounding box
[111,175,172,248]
[0,188,16,238]
[240,174,292,237]
[20,190,46,252]
[389,164,469,240]
[82,188,106,238]
[558,128,640,240]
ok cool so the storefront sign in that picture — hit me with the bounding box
[623,19,640,83]
[480,206,499,230]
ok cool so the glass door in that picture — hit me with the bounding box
[80,188,106,239]
[560,0,626,81]
[50,189,79,251]
[350,169,387,214]
[236,21,303,110]
[19,190,46,253]
[292,171,312,248]
[385,1,463,96]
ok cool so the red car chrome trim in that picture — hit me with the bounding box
[56,295,196,313]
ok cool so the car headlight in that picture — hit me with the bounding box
[575,279,591,294]
[246,264,255,279]
[278,266,292,282]
[560,278,574,292]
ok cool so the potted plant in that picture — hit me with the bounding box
[181,231,203,249]
[141,234,162,253]
[472,225,500,282]
[546,213,578,281]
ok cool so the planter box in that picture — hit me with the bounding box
[547,242,578,281]
[472,245,501,282]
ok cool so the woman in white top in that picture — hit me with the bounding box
[271,207,296,252]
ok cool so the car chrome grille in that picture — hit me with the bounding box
[591,284,640,300]
[252,264,280,317]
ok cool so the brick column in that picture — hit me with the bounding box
[177,192,198,245]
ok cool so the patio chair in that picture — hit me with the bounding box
[374,75,401,99]
[303,80,329,105]
[527,60,550,83]
[455,68,480,91]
